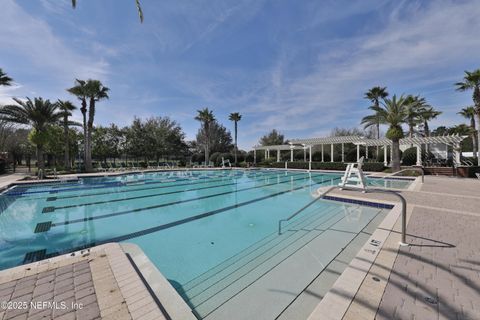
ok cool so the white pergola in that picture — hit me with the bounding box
[355,135,467,166]
[252,134,467,168]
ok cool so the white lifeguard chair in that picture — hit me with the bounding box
[339,156,367,191]
[221,157,231,168]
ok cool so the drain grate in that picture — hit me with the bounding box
[34,221,52,233]
[23,249,47,264]
[46,197,57,202]
[424,296,438,305]
[42,206,55,213]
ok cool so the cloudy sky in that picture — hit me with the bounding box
[1,0,479,149]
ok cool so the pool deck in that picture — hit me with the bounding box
[0,243,193,320]
[309,175,480,320]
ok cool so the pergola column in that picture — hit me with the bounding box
[303,147,306,162]
[383,145,388,166]
[330,144,334,162]
[321,144,324,162]
[356,144,360,162]
[277,149,280,162]
[290,148,294,162]
[341,143,345,163]
[309,145,312,171]
[453,143,461,165]
[265,150,267,160]
[416,144,422,166]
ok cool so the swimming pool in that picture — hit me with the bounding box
[0,169,404,319]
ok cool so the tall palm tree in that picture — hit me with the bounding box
[364,86,388,158]
[419,106,441,137]
[368,95,408,172]
[0,68,13,86]
[67,80,88,166]
[56,100,77,171]
[455,69,480,165]
[403,95,428,139]
[71,0,144,22]
[68,79,109,172]
[195,108,215,164]
[458,106,477,160]
[228,112,242,166]
[0,98,62,171]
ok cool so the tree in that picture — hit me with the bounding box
[195,108,215,164]
[56,100,77,170]
[419,106,441,137]
[458,106,477,159]
[71,0,144,23]
[259,129,285,146]
[363,86,388,139]
[363,86,388,158]
[68,79,109,172]
[228,112,242,165]
[67,79,88,167]
[404,95,427,139]
[368,95,408,172]
[0,98,62,172]
[455,69,480,165]
[0,68,13,86]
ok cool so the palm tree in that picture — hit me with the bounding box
[458,106,477,160]
[403,95,428,139]
[68,79,109,172]
[368,95,408,172]
[419,106,441,137]
[71,0,144,22]
[0,98,62,172]
[67,80,88,167]
[0,68,13,86]
[363,86,388,158]
[228,112,242,166]
[56,100,77,171]
[455,69,480,165]
[195,108,215,165]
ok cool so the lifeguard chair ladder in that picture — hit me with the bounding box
[339,156,367,191]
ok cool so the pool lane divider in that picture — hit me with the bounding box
[41,171,285,201]
[26,178,339,264]
[5,173,226,197]
[41,175,339,231]
[15,172,247,200]
[41,172,313,213]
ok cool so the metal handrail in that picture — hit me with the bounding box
[278,186,408,245]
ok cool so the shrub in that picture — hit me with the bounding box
[0,159,6,174]
[401,147,417,166]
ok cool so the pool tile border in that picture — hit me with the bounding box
[322,195,394,209]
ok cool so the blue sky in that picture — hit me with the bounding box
[1,0,479,149]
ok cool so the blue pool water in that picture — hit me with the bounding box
[0,169,408,317]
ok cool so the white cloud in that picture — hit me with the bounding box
[235,0,480,147]
[0,0,110,98]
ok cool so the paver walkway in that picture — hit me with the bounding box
[0,244,167,320]
[329,176,480,320]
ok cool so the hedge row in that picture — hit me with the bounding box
[259,161,385,172]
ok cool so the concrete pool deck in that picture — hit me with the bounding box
[309,175,480,320]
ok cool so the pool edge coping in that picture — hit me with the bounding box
[120,243,197,320]
[307,194,404,320]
